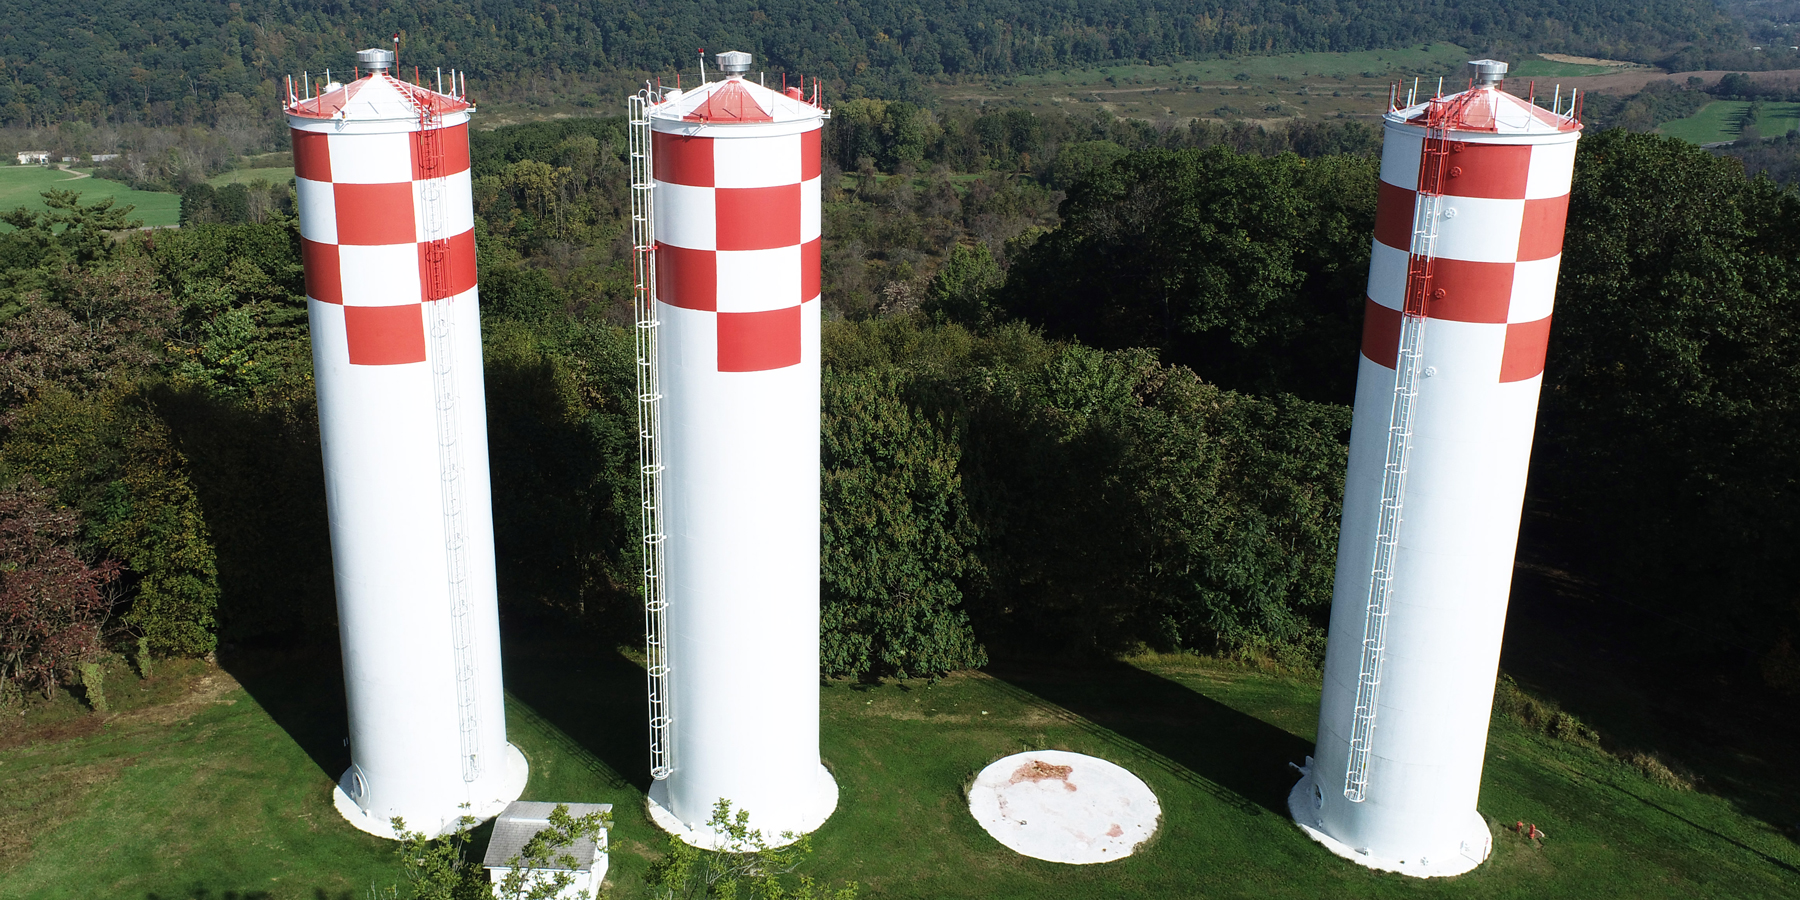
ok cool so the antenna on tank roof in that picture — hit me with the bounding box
[698,48,707,85]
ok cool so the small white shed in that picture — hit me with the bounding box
[482,801,612,899]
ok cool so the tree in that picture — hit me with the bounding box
[0,190,141,267]
[1543,129,1800,670]
[921,242,1001,327]
[1000,147,1375,404]
[821,368,986,679]
[493,804,614,900]
[646,800,858,900]
[382,813,489,900]
[0,479,118,697]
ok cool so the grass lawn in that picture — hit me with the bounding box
[1506,59,1622,78]
[931,45,1482,124]
[2,628,1794,899]
[1659,101,1800,144]
[0,166,180,228]
[208,166,296,187]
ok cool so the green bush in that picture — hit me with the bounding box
[821,368,986,679]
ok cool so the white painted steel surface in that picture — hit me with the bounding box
[1297,74,1579,875]
[642,66,837,843]
[288,66,526,838]
[968,750,1160,864]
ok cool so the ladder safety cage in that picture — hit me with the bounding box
[414,97,484,784]
[1344,95,1456,803]
[630,89,675,782]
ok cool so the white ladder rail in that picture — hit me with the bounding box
[630,91,675,782]
[414,95,484,784]
[1344,108,1451,803]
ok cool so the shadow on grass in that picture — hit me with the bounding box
[498,626,651,794]
[217,643,350,785]
[984,656,1314,818]
[1504,510,1800,850]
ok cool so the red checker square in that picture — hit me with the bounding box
[718,306,802,372]
[334,183,416,245]
[1374,181,1415,252]
[1517,195,1570,261]
[716,185,801,251]
[801,129,822,181]
[345,304,428,366]
[1361,297,1402,370]
[657,243,717,311]
[1500,315,1554,382]
[292,130,332,182]
[1442,143,1531,200]
[300,238,342,304]
[801,237,821,302]
[411,122,472,180]
[653,131,714,187]
[1426,258,1513,324]
[418,230,479,302]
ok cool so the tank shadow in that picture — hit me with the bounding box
[982,655,1316,818]
[216,642,351,785]
[497,627,653,795]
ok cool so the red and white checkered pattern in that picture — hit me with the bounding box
[1361,118,1578,383]
[1306,84,1583,869]
[651,87,822,372]
[291,75,477,366]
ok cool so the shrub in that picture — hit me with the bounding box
[0,480,118,696]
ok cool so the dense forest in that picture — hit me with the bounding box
[0,0,1773,127]
[2,101,1798,710]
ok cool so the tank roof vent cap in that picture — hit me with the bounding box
[356,48,396,74]
[716,51,753,76]
[1467,59,1508,87]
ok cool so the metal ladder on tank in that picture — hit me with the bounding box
[415,93,484,785]
[630,89,675,782]
[1343,100,1451,803]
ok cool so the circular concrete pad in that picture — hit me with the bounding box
[968,750,1160,864]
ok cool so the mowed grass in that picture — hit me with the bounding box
[1658,100,1800,144]
[926,45,1630,125]
[932,44,1481,123]
[208,166,295,187]
[2,635,1794,899]
[0,166,179,228]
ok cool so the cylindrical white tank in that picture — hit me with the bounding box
[640,54,837,843]
[287,49,527,838]
[1290,61,1580,877]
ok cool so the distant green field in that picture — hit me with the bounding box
[208,165,295,186]
[0,166,180,228]
[1508,59,1624,77]
[933,44,1603,124]
[1660,100,1800,144]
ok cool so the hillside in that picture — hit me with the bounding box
[0,0,1753,126]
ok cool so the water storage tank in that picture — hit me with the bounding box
[636,52,837,843]
[286,49,527,838]
[1289,60,1581,877]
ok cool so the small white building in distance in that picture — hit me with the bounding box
[483,801,612,899]
[17,151,49,165]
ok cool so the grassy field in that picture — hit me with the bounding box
[1659,100,1800,144]
[2,619,1794,900]
[927,47,1629,125]
[0,166,179,228]
[208,166,295,187]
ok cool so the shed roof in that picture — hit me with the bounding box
[481,801,613,871]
